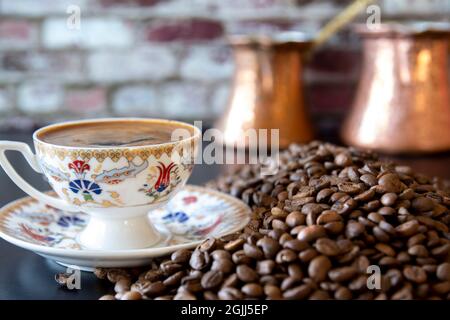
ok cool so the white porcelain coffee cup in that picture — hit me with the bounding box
[0,118,201,250]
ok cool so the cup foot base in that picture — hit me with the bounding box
[77,214,161,250]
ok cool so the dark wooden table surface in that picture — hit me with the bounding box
[0,132,448,299]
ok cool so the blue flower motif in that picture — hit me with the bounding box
[57,215,85,228]
[162,211,189,223]
[69,179,102,201]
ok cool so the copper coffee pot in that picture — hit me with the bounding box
[217,33,314,149]
[342,23,450,154]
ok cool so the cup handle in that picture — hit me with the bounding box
[0,141,79,212]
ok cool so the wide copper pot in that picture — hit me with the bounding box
[217,33,314,149]
[342,23,450,154]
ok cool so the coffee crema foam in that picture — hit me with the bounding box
[38,121,188,147]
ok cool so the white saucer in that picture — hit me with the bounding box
[0,185,251,270]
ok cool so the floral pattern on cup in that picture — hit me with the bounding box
[39,153,191,208]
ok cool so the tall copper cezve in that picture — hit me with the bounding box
[342,23,450,153]
[217,34,314,149]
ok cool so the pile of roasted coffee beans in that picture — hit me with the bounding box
[95,142,450,300]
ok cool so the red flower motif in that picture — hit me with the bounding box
[183,196,197,205]
[154,162,176,192]
[68,160,90,174]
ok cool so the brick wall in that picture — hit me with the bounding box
[0,0,449,132]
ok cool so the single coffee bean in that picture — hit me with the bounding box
[283,239,309,252]
[412,196,435,212]
[375,243,396,257]
[308,255,332,282]
[381,193,398,206]
[243,243,264,260]
[99,294,115,300]
[271,207,288,218]
[283,284,313,300]
[232,250,252,265]
[337,182,362,194]
[264,284,282,299]
[242,283,264,297]
[107,269,129,283]
[316,210,341,224]
[379,221,396,235]
[299,248,319,262]
[94,268,107,280]
[378,206,396,216]
[298,225,326,242]
[163,271,185,287]
[432,282,450,295]
[403,266,427,283]
[224,238,245,251]
[345,221,365,239]
[335,152,352,166]
[211,249,231,261]
[236,265,259,283]
[309,290,331,300]
[256,260,276,275]
[314,238,340,256]
[211,258,234,274]
[407,233,427,247]
[431,243,450,257]
[285,211,306,228]
[360,174,377,187]
[396,220,420,237]
[287,264,303,279]
[408,245,428,257]
[281,276,301,291]
[391,285,413,300]
[324,221,345,235]
[256,236,280,258]
[368,212,384,223]
[114,278,131,293]
[222,273,239,288]
[378,173,404,193]
[120,291,142,300]
[174,291,197,300]
[275,249,297,264]
[334,287,352,300]
[201,270,223,290]
[142,281,167,297]
[354,189,376,202]
[199,238,217,253]
[328,266,358,282]
[189,250,210,270]
[160,261,183,275]
[171,249,192,264]
[218,287,244,300]
[436,263,450,281]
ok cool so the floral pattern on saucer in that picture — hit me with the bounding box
[0,186,251,250]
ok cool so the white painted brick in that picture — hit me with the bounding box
[0,20,38,50]
[0,0,87,17]
[112,85,157,116]
[42,18,133,49]
[87,46,177,83]
[160,82,209,118]
[0,87,13,113]
[180,45,234,81]
[381,0,450,16]
[17,81,63,114]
